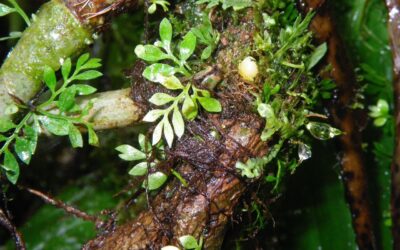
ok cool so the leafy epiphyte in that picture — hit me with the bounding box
[116,134,168,191]
[135,18,221,147]
[0,53,101,184]
[0,0,30,41]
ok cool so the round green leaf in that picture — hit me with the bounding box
[182,96,198,120]
[129,162,148,176]
[149,93,175,106]
[135,45,169,62]
[3,150,20,184]
[147,171,168,190]
[197,96,221,112]
[38,116,70,136]
[179,235,199,249]
[143,63,176,82]
[0,117,15,132]
[14,137,33,164]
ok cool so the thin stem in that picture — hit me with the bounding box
[0,112,33,155]
[7,0,30,26]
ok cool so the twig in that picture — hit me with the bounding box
[0,208,26,250]
[20,185,102,225]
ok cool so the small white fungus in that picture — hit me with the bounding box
[238,56,258,82]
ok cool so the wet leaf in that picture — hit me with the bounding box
[129,162,148,176]
[179,235,199,249]
[135,45,169,62]
[38,116,70,136]
[172,107,184,138]
[147,171,168,190]
[116,145,146,161]
[179,31,196,61]
[68,124,83,148]
[197,97,221,112]
[159,18,172,46]
[43,66,57,92]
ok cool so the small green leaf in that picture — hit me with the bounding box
[197,97,221,112]
[179,31,197,61]
[4,104,18,115]
[159,18,172,46]
[129,162,148,176]
[172,107,185,138]
[3,150,19,184]
[24,124,38,154]
[307,42,328,70]
[43,65,57,92]
[149,93,175,106]
[62,58,72,81]
[135,45,169,62]
[0,31,22,41]
[161,76,184,90]
[38,116,70,136]
[182,96,198,120]
[116,144,146,161]
[147,171,168,190]
[138,134,151,152]
[74,84,97,95]
[143,63,175,82]
[88,126,99,146]
[80,58,102,70]
[257,103,275,119]
[0,117,15,132]
[76,53,90,70]
[148,3,156,13]
[0,3,15,16]
[0,135,7,142]
[201,45,213,60]
[58,87,76,112]
[374,117,387,127]
[306,122,342,140]
[179,235,199,249]
[152,120,164,145]
[68,124,83,148]
[14,137,32,164]
[74,70,103,81]
[143,109,165,122]
[163,118,174,147]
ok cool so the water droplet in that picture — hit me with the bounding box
[306,122,342,140]
[298,143,312,162]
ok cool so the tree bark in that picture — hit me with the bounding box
[84,8,269,249]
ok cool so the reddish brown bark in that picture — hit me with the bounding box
[300,1,376,249]
[63,0,139,30]
[84,10,268,249]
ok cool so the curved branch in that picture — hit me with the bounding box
[0,0,139,119]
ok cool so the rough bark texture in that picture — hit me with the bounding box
[63,0,139,31]
[385,0,400,248]
[300,0,376,249]
[83,9,269,249]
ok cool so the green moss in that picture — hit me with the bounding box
[0,0,92,117]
